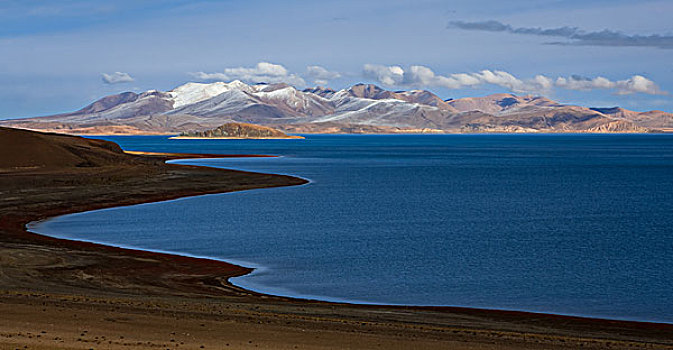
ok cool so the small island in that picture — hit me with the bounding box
[171,122,304,139]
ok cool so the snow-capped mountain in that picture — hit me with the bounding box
[2,81,672,134]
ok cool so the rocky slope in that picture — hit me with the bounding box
[2,81,671,134]
[174,122,303,139]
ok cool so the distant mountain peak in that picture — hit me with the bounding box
[75,91,140,115]
[447,93,563,114]
[303,86,335,93]
[168,80,256,108]
[346,83,387,99]
[256,82,293,92]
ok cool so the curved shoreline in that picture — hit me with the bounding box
[123,150,279,158]
[14,190,673,345]
[20,188,673,327]
[23,156,673,326]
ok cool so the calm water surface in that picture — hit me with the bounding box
[30,134,673,323]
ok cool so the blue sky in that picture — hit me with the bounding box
[0,0,671,119]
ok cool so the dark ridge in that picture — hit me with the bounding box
[590,107,622,114]
[497,97,520,108]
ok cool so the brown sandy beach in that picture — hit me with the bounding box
[1,127,672,350]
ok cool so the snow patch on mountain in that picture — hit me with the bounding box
[169,89,261,116]
[169,80,255,108]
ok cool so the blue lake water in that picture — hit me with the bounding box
[29,134,673,323]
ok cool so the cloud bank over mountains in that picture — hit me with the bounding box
[191,63,342,87]
[556,75,665,96]
[362,64,665,96]
[175,62,666,97]
[362,64,552,93]
[191,62,306,86]
[449,20,673,50]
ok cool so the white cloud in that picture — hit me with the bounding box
[365,64,551,93]
[556,75,666,95]
[474,70,531,92]
[306,65,341,85]
[614,75,665,95]
[555,76,614,91]
[191,62,305,86]
[364,64,666,95]
[101,71,134,84]
[532,75,554,91]
[450,73,482,86]
[363,64,404,86]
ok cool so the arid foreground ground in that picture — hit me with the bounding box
[0,127,671,350]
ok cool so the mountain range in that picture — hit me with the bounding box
[2,81,672,134]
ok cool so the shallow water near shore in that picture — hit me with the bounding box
[30,134,673,323]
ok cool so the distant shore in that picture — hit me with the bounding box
[169,135,305,140]
[1,125,670,137]
[1,128,672,349]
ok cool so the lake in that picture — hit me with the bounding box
[29,134,673,323]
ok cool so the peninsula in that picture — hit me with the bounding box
[171,122,304,139]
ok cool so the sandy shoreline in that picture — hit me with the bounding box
[1,128,672,349]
